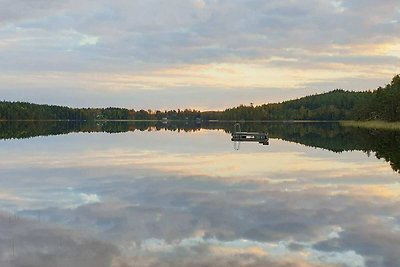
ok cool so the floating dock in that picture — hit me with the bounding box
[231,132,269,145]
[231,123,269,145]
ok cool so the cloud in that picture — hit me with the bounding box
[194,0,206,9]
[0,0,399,108]
[0,212,119,267]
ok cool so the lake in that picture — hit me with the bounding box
[0,121,399,267]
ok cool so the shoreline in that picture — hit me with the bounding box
[340,120,400,131]
[0,119,340,123]
[2,119,400,131]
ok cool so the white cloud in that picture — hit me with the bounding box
[79,35,99,46]
[80,193,101,204]
[331,0,345,13]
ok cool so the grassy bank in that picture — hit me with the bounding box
[340,120,400,131]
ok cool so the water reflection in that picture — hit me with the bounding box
[0,121,399,267]
[1,121,399,172]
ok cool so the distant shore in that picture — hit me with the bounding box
[340,120,400,131]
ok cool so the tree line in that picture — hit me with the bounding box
[0,102,201,121]
[203,74,400,122]
[0,74,399,121]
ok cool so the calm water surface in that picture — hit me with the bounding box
[0,122,399,267]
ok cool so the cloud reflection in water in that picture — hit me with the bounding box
[0,130,399,267]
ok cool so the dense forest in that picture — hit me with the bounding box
[0,74,399,121]
[0,102,201,121]
[204,74,400,121]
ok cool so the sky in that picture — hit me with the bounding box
[0,0,400,110]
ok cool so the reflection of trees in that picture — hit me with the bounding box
[372,131,400,172]
[1,121,399,173]
[219,122,400,173]
[0,121,202,140]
